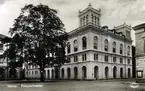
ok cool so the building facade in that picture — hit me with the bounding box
[133,23,145,78]
[25,4,133,80]
[0,34,23,80]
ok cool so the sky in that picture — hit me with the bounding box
[0,0,144,45]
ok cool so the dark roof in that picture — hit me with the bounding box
[102,26,108,29]
[133,23,145,30]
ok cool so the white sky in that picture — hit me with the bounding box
[0,0,145,45]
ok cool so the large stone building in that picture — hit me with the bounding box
[133,23,145,78]
[25,4,133,80]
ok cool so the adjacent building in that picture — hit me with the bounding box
[0,34,8,80]
[0,34,23,80]
[25,4,133,80]
[133,23,145,78]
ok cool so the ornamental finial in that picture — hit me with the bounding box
[88,3,92,7]
[79,10,81,13]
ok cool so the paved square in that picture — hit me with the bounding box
[0,80,144,91]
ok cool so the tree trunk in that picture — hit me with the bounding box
[39,60,44,82]
[40,70,44,82]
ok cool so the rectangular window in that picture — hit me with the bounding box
[113,48,116,53]
[74,56,75,62]
[120,58,123,64]
[94,43,97,49]
[76,56,78,62]
[35,71,38,74]
[120,44,123,54]
[82,38,87,50]
[128,59,130,64]
[82,54,87,61]
[120,50,122,54]
[105,47,108,51]
[67,57,71,63]
[104,55,108,62]
[127,46,130,56]
[74,48,78,52]
[74,56,78,62]
[85,54,87,61]
[94,54,98,61]
[113,57,116,63]
[32,71,33,75]
[82,54,84,61]
[67,46,70,54]
[127,51,130,55]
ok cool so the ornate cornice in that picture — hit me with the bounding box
[66,49,132,58]
[133,23,145,30]
[68,23,132,43]
[62,60,132,66]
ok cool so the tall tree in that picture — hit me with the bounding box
[3,4,68,81]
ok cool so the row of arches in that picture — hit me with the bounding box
[61,66,87,79]
[67,36,98,53]
[0,68,23,79]
[105,66,131,79]
[80,15,88,26]
[60,66,131,79]
[45,66,131,79]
